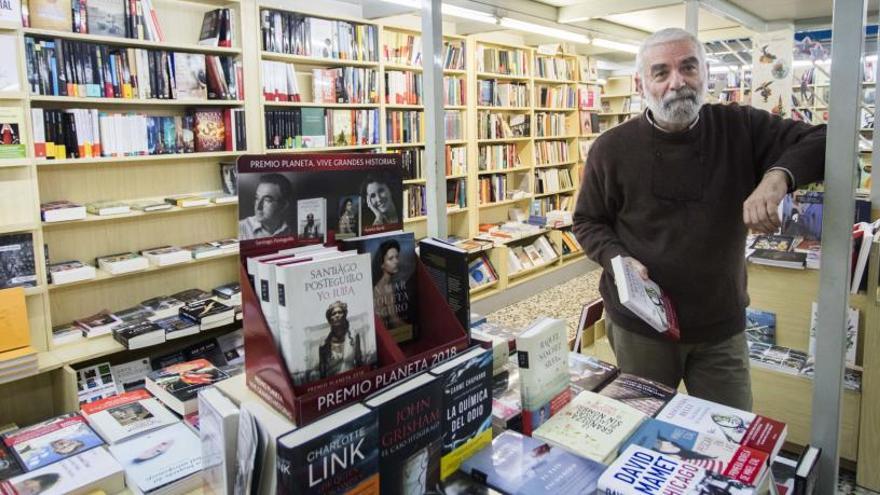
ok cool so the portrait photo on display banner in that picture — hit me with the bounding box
[236,167,403,243]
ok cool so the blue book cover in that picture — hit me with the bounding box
[460,430,604,495]
[3,414,104,472]
[745,308,776,344]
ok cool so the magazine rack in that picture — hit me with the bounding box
[237,152,469,425]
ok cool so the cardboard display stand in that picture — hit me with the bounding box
[237,153,469,426]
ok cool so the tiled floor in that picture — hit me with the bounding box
[485,270,880,495]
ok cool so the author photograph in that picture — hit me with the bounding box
[238,173,293,240]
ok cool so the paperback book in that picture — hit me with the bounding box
[80,389,178,444]
[461,430,605,495]
[598,373,676,417]
[342,231,418,343]
[108,423,203,495]
[1,447,125,495]
[599,444,756,495]
[568,353,619,396]
[0,233,36,289]
[745,308,776,344]
[532,390,647,464]
[516,317,571,435]
[145,359,230,415]
[1,414,104,472]
[610,255,680,340]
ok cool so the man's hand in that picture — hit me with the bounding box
[744,170,789,234]
[625,257,649,281]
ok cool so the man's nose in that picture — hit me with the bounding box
[668,70,686,90]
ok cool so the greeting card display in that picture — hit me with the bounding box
[238,153,469,426]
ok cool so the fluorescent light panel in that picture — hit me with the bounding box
[442,4,496,24]
[498,17,588,43]
[591,37,640,54]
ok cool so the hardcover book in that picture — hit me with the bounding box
[599,444,757,495]
[516,317,571,435]
[80,389,178,444]
[198,387,240,495]
[0,36,16,94]
[748,342,808,374]
[533,390,647,464]
[275,252,378,386]
[0,233,36,289]
[461,430,605,495]
[610,255,680,340]
[113,320,166,350]
[145,359,230,415]
[0,0,20,25]
[429,346,493,479]
[747,249,807,269]
[492,359,523,433]
[620,418,769,486]
[1,447,125,495]
[29,0,72,32]
[108,423,203,495]
[40,200,87,222]
[277,403,379,494]
[194,109,225,152]
[656,394,788,458]
[749,234,795,251]
[598,373,676,417]
[180,299,234,330]
[335,194,360,240]
[139,296,184,320]
[418,237,470,331]
[342,231,418,343]
[365,373,443,494]
[808,302,858,365]
[2,414,104,472]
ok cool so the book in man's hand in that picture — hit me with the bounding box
[610,255,680,340]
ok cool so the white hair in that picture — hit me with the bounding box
[635,28,707,79]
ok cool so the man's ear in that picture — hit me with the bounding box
[634,74,643,94]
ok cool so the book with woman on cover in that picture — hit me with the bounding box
[342,231,417,343]
[610,255,680,340]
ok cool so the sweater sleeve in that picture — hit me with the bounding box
[747,105,826,188]
[572,140,630,272]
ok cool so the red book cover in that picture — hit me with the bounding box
[722,446,769,485]
[742,415,787,458]
[223,108,232,151]
[194,109,225,152]
[80,389,153,415]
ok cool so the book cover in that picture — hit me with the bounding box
[0,287,29,353]
[108,423,203,495]
[656,394,787,458]
[335,194,360,240]
[620,418,770,486]
[0,37,20,94]
[342,231,417,343]
[0,233,35,289]
[808,302,858,365]
[430,347,493,479]
[568,353,618,396]
[365,374,443,494]
[2,414,104,472]
[220,162,238,195]
[516,317,571,435]
[533,390,646,464]
[85,0,124,37]
[598,373,676,417]
[745,308,776,344]
[0,0,20,24]
[198,387,239,495]
[80,389,178,444]
[461,430,605,495]
[28,0,71,31]
[276,403,379,494]
[599,444,757,495]
[174,53,207,100]
[300,107,327,147]
[610,255,680,340]
[75,362,117,404]
[418,237,470,332]
[1,447,125,495]
[296,197,326,243]
[491,361,522,432]
[276,252,378,386]
[194,109,225,152]
[0,442,22,480]
[749,234,794,251]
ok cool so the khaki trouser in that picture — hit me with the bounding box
[606,317,753,411]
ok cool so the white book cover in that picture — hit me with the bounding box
[296,197,326,242]
[0,0,19,24]
[276,252,377,386]
[610,255,680,339]
[174,53,208,101]
[199,388,239,495]
[308,17,335,58]
[808,302,859,366]
[515,317,571,434]
[599,444,756,495]
[3,448,125,495]
[534,390,646,464]
[0,35,20,93]
[81,389,178,444]
[108,423,203,495]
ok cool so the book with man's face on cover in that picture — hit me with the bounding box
[1,413,104,472]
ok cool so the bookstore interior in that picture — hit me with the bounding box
[0,0,878,493]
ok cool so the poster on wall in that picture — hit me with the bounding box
[752,28,794,117]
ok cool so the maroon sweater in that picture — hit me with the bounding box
[573,103,826,343]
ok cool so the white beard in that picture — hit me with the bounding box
[645,84,706,128]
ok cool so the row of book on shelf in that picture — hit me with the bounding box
[41,189,236,223]
[54,282,241,352]
[25,38,243,101]
[0,106,246,161]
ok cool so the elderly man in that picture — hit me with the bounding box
[573,28,826,410]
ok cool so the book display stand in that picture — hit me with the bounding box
[237,152,468,425]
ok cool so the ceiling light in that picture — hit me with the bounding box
[591,37,640,54]
[499,17,588,43]
[377,0,418,6]
[442,4,497,24]
[709,65,738,74]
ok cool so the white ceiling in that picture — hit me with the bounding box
[728,0,832,22]
[603,4,740,32]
